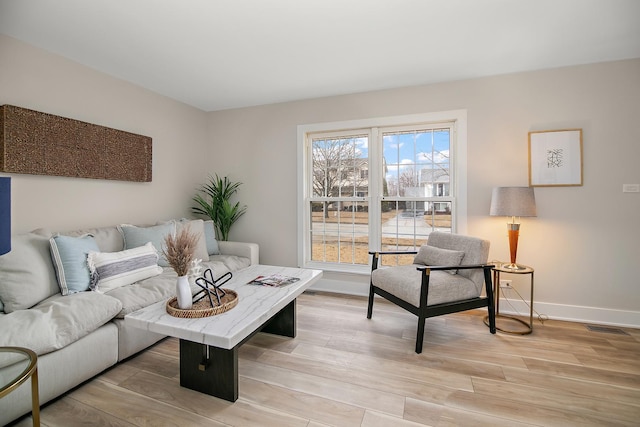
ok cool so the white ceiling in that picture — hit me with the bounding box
[1,0,639,112]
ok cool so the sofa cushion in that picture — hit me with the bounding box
[62,226,124,252]
[119,222,175,266]
[371,265,479,307]
[0,231,60,313]
[203,220,220,255]
[208,255,250,273]
[105,269,178,318]
[50,234,100,295]
[0,291,122,356]
[107,257,248,319]
[199,260,231,281]
[414,245,464,274]
[88,242,163,293]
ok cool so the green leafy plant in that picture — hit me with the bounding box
[192,175,247,241]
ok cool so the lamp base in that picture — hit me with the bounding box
[501,262,528,271]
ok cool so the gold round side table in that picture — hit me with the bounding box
[484,262,534,335]
[0,347,40,426]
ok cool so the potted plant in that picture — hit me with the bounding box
[192,174,247,241]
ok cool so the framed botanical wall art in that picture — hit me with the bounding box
[528,129,583,187]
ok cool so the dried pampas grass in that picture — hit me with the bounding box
[163,227,199,276]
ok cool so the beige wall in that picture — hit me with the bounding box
[2,32,638,326]
[0,35,210,233]
[207,59,640,326]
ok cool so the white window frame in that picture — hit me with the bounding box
[297,110,468,274]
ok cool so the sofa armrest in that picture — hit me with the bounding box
[218,241,259,266]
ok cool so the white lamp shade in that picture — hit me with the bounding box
[490,187,536,217]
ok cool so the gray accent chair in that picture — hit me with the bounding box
[367,232,496,353]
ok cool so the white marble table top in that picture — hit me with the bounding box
[124,265,322,349]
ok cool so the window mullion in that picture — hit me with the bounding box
[368,128,381,252]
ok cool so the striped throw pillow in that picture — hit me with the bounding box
[87,242,163,293]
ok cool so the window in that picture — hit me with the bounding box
[298,111,467,274]
[308,131,369,266]
[380,126,454,265]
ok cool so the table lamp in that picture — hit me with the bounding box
[490,186,536,270]
[0,177,11,255]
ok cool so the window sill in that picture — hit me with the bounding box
[302,261,371,276]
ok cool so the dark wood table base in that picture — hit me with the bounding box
[179,299,296,401]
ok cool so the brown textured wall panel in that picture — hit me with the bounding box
[0,105,152,182]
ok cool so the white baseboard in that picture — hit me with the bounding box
[495,297,640,329]
[309,277,640,329]
[310,277,369,297]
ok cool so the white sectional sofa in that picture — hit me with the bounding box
[0,219,258,425]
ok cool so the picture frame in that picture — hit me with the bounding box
[528,129,583,187]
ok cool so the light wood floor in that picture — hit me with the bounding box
[11,292,640,427]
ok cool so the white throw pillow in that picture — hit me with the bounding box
[203,220,220,255]
[174,219,209,261]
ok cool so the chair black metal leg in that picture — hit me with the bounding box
[415,316,426,354]
[367,284,374,319]
[487,305,496,334]
[484,266,497,334]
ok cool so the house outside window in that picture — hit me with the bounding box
[298,111,467,274]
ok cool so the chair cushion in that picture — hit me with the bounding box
[372,265,480,307]
[413,245,464,274]
[426,232,490,294]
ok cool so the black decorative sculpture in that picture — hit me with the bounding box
[193,268,233,307]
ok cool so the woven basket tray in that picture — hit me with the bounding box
[166,289,238,318]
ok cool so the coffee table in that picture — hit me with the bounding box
[124,264,322,402]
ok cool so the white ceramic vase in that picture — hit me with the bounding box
[176,275,192,309]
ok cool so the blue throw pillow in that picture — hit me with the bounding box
[119,222,175,266]
[50,234,100,295]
